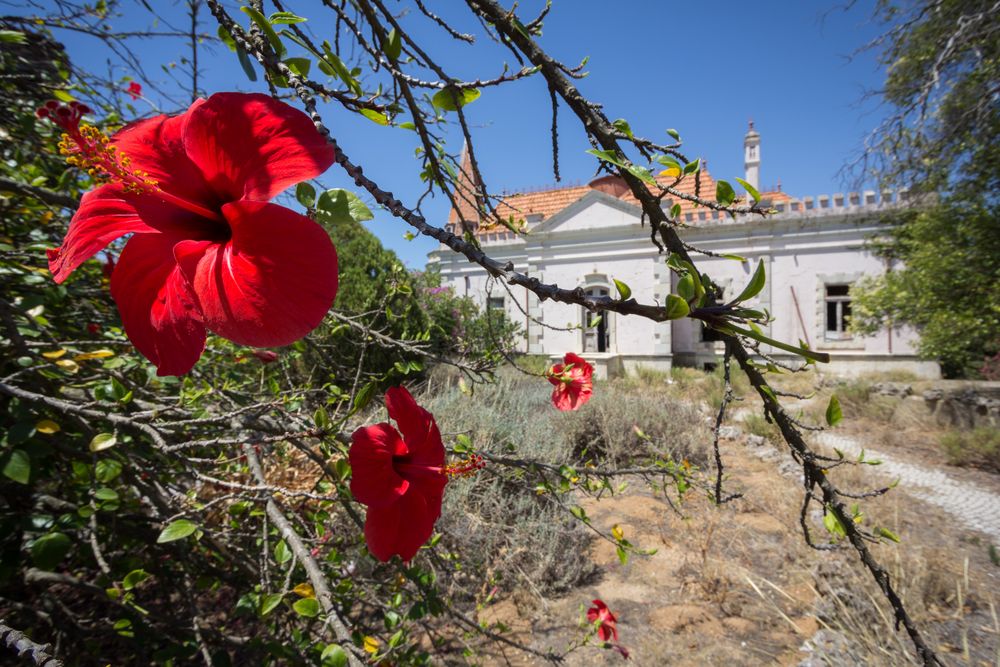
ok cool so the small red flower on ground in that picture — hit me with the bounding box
[587,598,619,642]
[42,93,338,376]
[547,352,594,411]
[86,322,100,335]
[126,81,142,100]
[349,386,447,562]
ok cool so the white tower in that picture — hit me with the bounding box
[744,120,760,192]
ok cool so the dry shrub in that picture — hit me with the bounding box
[420,368,708,599]
[939,426,1000,472]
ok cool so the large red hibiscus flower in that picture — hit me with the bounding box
[547,352,594,411]
[349,386,447,562]
[42,93,338,376]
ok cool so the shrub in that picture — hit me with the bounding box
[421,369,707,597]
[939,427,1000,472]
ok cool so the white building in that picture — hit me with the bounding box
[428,125,939,379]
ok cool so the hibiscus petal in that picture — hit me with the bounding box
[564,352,593,378]
[349,423,409,508]
[392,490,440,562]
[110,234,206,376]
[182,92,336,202]
[363,501,402,563]
[385,386,444,466]
[112,104,220,210]
[174,201,338,348]
[47,185,156,283]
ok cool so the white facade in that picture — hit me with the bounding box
[428,134,940,379]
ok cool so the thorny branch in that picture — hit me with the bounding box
[201,0,945,663]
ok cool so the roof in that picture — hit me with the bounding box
[448,151,788,233]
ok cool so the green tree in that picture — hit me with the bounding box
[850,0,999,377]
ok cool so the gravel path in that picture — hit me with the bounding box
[813,432,1000,544]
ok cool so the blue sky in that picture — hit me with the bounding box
[38,0,889,268]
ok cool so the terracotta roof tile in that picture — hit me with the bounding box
[447,149,791,234]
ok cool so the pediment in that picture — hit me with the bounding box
[531,190,641,235]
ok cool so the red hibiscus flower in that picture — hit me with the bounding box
[42,93,338,376]
[587,599,619,642]
[547,352,594,411]
[349,386,447,562]
[126,81,142,100]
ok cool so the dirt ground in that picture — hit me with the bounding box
[471,390,1000,667]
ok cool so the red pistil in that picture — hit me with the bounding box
[395,453,485,479]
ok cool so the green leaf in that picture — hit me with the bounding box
[296,182,316,208]
[94,487,119,502]
[274,539,292,564]
[157,519,198,543]
[613,279,631,300]
[732,259,766,303]
[268,11,307,24]
[722,254,747,262]
[89,433,117,452]
[825,395,843,427]
[240,6,285,57]
[352,382,376,413]
[716,180,736,206]
[877,527,901,543]
[735,177,761,204]
[235,45,257,81]
[293,597,320,617]
[283,57,311,77]
[321,644,349,667]
[217,25,237,51]
[31,533,71,570]
[676,273,696,302]
[360,109,390,125]
[319,43,361,94]
[334,458,351,481]
[384,28,402,62]
[823,509,846,539]
[431,86,481,112]
[122,569,151,590]
[260,593,284,616]
[666,128,680,142]
[585,148,626,169]
[683,158,701,175]
[724,323,831,363]
[0,30,28,44]
[612,118,634,138]
[664,294,690,320]
[1,449,30,484]
[95,459,123,483]
[625,163,657,185]
[616,545,628,566]
[315,189,374,225]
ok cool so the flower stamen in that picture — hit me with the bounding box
[445,454,485,478]
[37,100,224,223]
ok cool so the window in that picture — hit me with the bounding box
[825,284,852,339]
[582,286,610,353]
[487,296,505,312]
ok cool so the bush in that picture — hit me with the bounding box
[939,427,1000,472]
[421,369,707,598]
